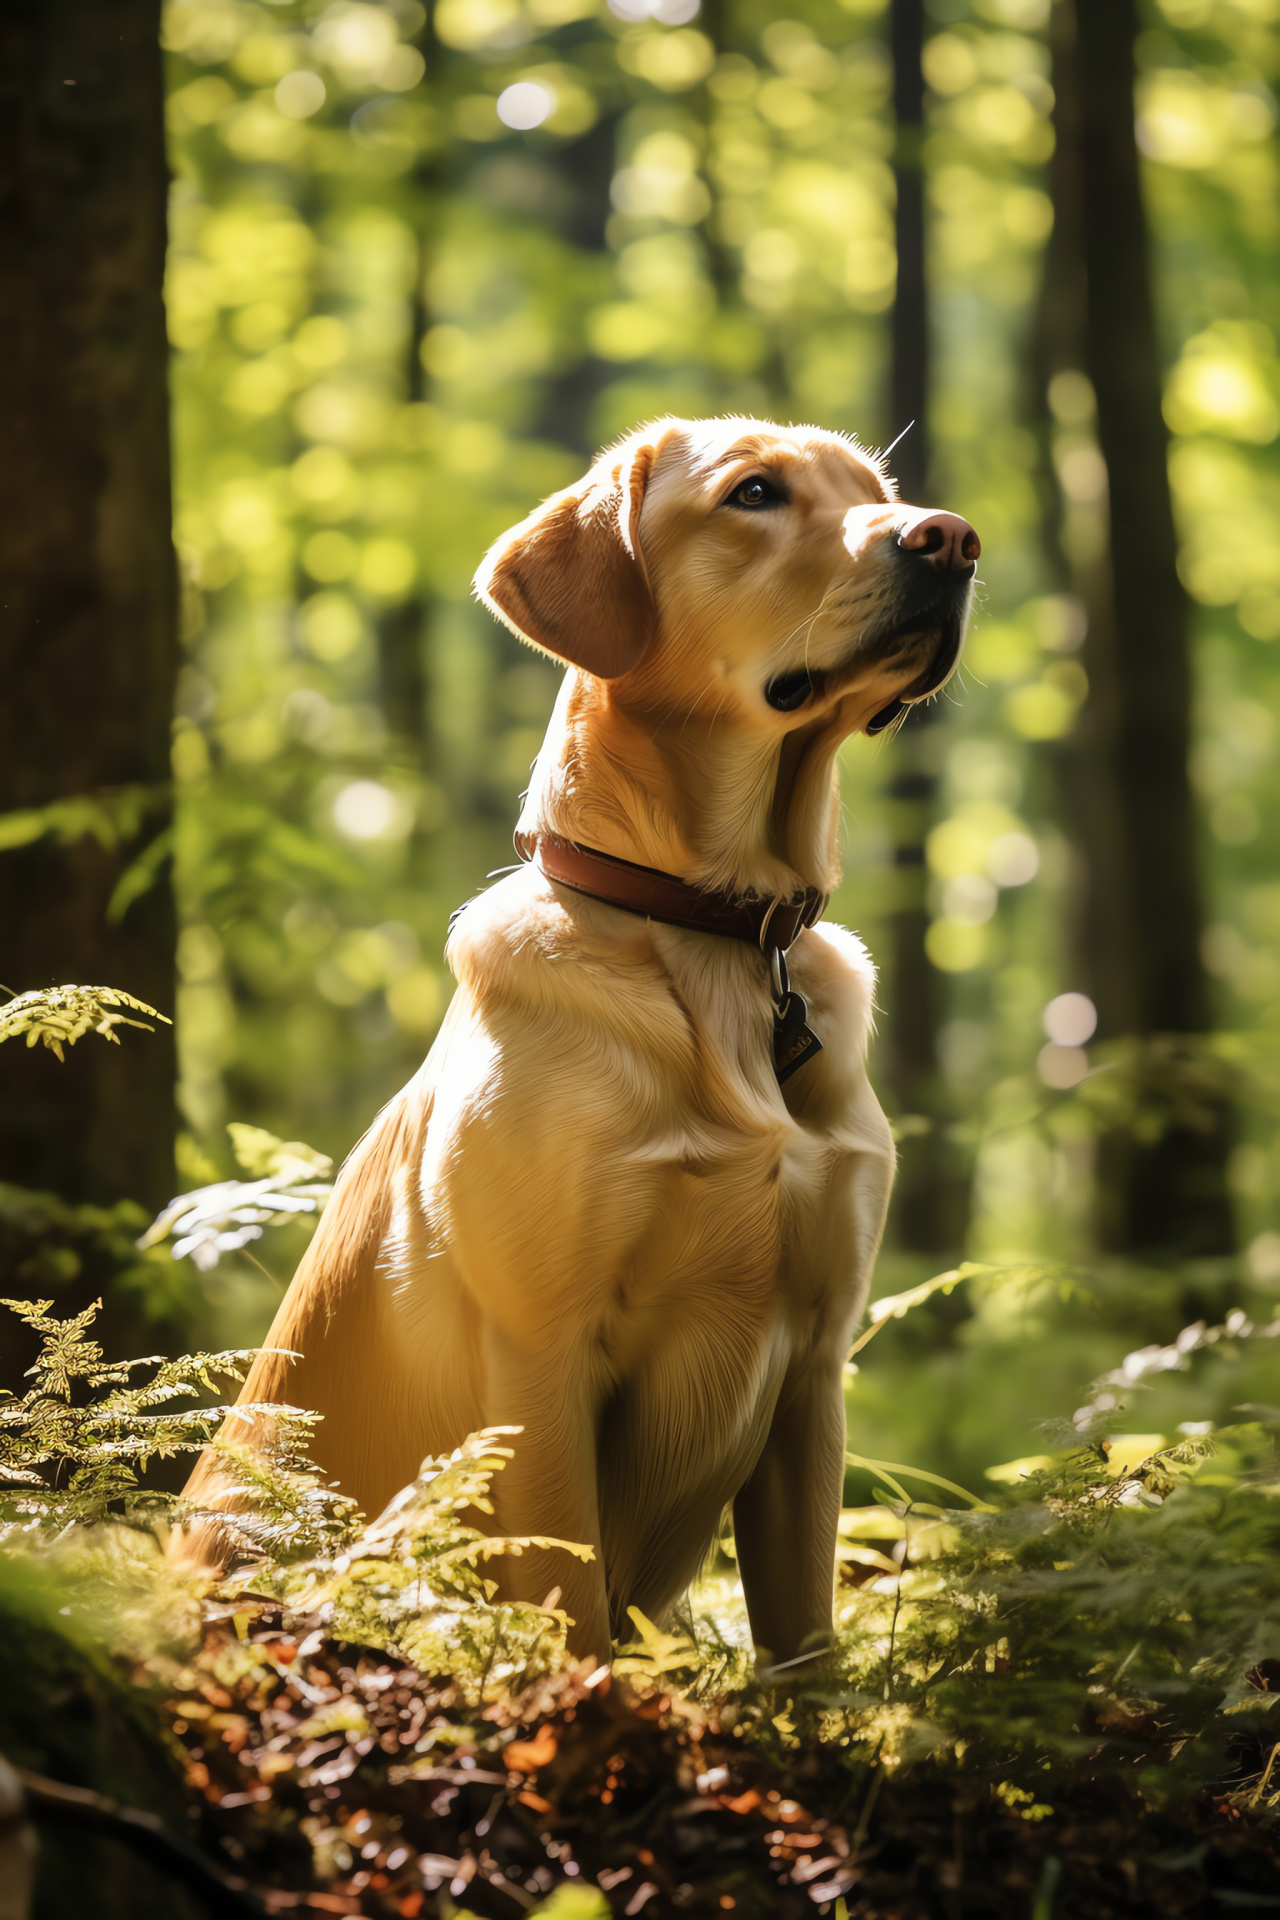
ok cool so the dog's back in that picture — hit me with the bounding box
[174,1074,439,1567]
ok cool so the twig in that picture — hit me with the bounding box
[16,1769,271,1918]
[883,1507,914,1702]
[1110,1637,1143,1686]
[760,1646,828,1679]
[1249,1741,1280,1811]
[849,1744,885,1861]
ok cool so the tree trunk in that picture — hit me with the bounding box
[889,0,927,515]
[377,230,429,749]
[1039,0,1232,1257]
[880,0,967,1257]
[1033,0,1128,1051]
[0,0,178,1211]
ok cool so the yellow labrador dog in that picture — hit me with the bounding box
[179,416,978,1665]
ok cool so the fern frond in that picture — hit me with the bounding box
[0,1299,268,1537]
[138,1124,333,1271]
[0,1295,106,1398]
[226,1122,332,1183]
[0,985,170,1062]
[204,1425,591,1698]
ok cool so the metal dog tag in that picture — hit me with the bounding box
[773,989,822,1083]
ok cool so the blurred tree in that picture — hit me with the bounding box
[528,106,627,459]
[1039,0,1233,1259]
[880,0,966,1258]
[374,226,429,752]
[0,0,177,1210]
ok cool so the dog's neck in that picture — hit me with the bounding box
[517,671,845,900]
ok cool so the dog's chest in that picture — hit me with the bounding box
[625,1114,847,1294]
[438,888,886,1370]
[599,978,868,1366]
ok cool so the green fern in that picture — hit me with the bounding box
[211,1426,596,1701]
[0,1296,257,1533]
[138,1122,333,1271]
[0,1297,589,1700]
[0,985,170,1062]
[187,1399,356,1566]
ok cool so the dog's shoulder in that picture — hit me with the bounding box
[793,919,878,1043]
[781,920,891,1151]
[445,866,673,1018]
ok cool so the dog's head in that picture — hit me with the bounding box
[474,415,979,742]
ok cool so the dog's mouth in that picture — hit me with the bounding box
[865,596,969,732]
[765,570,972,730]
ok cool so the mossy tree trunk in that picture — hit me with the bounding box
[0,0,178,1212]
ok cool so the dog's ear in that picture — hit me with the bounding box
[473,439,659,679]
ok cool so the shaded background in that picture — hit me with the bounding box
[2,0,1279,1502]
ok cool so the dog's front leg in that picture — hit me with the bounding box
[482,1323,612,1664]
[732,1354,846,1666]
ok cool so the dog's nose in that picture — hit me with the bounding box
[897,509,981,576]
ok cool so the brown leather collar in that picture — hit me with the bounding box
[516,830,827,957]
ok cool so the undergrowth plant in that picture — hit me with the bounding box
[138,1121,334,1271]
[0,984,171,1061]
[0,1296,257,1536]
[0,1296,592,1701]
[3,1278,1280,1809]
[214,1426,594,1701]
[616,1297,1280,1805]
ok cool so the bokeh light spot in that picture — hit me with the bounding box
[496,82,556,131]
[925,919,988,973]
[1043,993,1097,1046]
[609,0,700,18]
[1037,1043,1089,1090]
[275,71,326,120]
[332,781,412,841]
[987,832,1039,888]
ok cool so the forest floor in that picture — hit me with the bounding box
[8,1297,1280,1919]
[165,1609,1280,1920]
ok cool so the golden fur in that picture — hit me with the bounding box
[177,417,975,1665]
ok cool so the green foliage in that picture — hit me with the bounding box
[213,1426,593,1701]
[0,1298,589,1704]
[618,1305,1280,1801]
[224,1121,332,1183]
[831,1423,1279,1786]
[0,785,167,854]
[0,787,173,925]
[0,990,191,1332]
[0,984,171,1063]
[139,1121,333,1271]
[846,1259,1094,1361]
[0,1297,255,1534]
[0,1186,185,1322]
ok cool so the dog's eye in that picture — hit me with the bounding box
[727,474,785,510]
[765,669,814,712]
